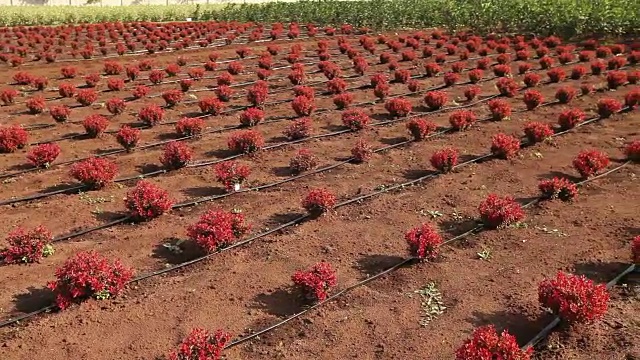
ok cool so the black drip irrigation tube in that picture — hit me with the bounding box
[0,101,633,329]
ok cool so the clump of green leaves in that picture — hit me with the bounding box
[412,282,446,326]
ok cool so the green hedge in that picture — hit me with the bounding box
[1,0,638,38]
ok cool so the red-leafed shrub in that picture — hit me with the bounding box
[467,69,483,84]
[187,67,205,81]
[227,129,264,154]
[84,73,101,88]
[47,251,134,310]
[294,86,315,100]
[547,68,566,83]
[227,61,244,75]
[25,96,46,114]
[57,82,76,98]
[106,98,126,115]
[443,71,460,87]
[623,140,640,161]
[579,84,595,96]
[333,93,354,110]
[524,122,554,143]
[215,85,234,102]
[168,328,231,360]
[385,98,412,118]
[13,71,34,85]
[591,60,606,75]
[596,98,623,118]
[523,90,544,110]
[165,63,180,77]
[558,108,586,130]
[326,78,347,94]
[70,157,117,189]
[1,88,19,105]
[60,66,77,79]
[406,117,437,141]
[424,62,441,77]
[430,147,459,173]
[573,149,610,178]
[626,88,640,108]
[217,72,234,86]
[539,177,578,201]
[83,114,109,138]
[632,236,640,264]
[160,141,193,169]
[214,161,251,191]
[464,85,481,101]
[247,81,269,107]
[292,262,337,302]
[291,95,315,117]
[198,97,225,115]
[455,325,533,360]
[370,73,388,87]
[341,109,371,131]
[373,83,390,100]
[32,77,48,91]
[449,110,476,130]
[405,223,442,260]
[523,73,541,88]
[257,69,272,80]
[492,64,511,77]
[496,78,519,97]
[148,70,165,85]
[27,143,60,168]
[126,66,140,81]
[394,69,411,84]
[162,90,183,108]
[596,46,612,58]
[401,49,416,61]
[578,51,593,62]
[451,62,466,73]
[491,133,520,159]
[488,99,512,121]
[607,56,626,70]
[423,90,447,110]
[571,65,588,80]
[350,139,373,163]
[479,194,524,229]
[407,79,421,93]
[288,68,306,85]
[107,78,125,92]
[606,70,627,89]
[555,86,577,104]
[124,180,174,221]
[116,126,140,152]
[239,107,264,127]
[302,188,337,215]
[76,89,98,106]
[103,61,123,75]
[289,148,318,173]
[187,208,249,254]
[628,71,640,84]
[49,105,71,123]
[132,85,150,100]
[0,225,53,264]
[138,104,165,126]
[476,58,491,70]
[538,272,610,324]
[176,117,205,137]
[539,56,554,69]
[284,117,312,140]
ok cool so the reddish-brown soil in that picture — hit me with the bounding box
[0,28,639,360]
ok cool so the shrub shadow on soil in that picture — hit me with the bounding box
[181,186,226,198]
[151,238,202,265]
[354,254,409,278]
[466,309,550,345]
[537,171,582,183]
[402,168,437,180]
[573,260,631,283]
[250,288,302,317]
[13,286,55,313]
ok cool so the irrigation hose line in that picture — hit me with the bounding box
[0,102,634,328]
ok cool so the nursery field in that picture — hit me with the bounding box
[0,20,639,360]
